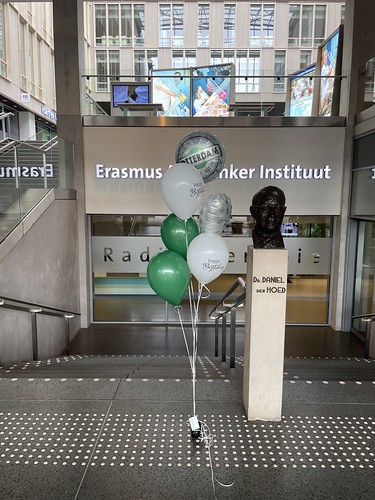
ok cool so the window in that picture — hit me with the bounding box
[147,49,158,73]
[108,4,119,46]
[95,49,120,92]
[121,4,132,46]
[36,36,43,100]
[198,4,210,47]
[250,4,274,47]
[19,21,27,90]
[289,4,326,47]
[28,29,35,95]
[95,4,106,46]
[172,4,184,47]
[134,49,158,77]
[235,50,248,92]
[95,3,145,48]
[300,50,312,69]
[301,5,313,47]
[224,4,236,47]
[314,5,326,46]
[173,49,196,68]
[185,49,196,68]
[133,4,145,46]
[0,3,7,77]
[210,50,222,66]
[213,50,259,94]
[134,50,146,78]
[159,4,184,48]
[248,50,260,93]
[274,50,286,92]
[121,4,145,47]
[210,49,235,66]
[172,50,183,68]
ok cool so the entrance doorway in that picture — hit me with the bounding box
[352,221,375,337]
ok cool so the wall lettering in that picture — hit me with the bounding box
[95,163,332,182]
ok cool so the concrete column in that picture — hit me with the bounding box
[19,111,36,141]
[52,0,90,327]
[243,248,288,421]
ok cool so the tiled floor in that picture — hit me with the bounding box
[0,326,374,499]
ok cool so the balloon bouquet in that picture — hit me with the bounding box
[147,132,232,432]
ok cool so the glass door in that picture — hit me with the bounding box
[352,221,375,336]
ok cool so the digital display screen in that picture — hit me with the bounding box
[318,30,341,116]
[112,83,150,108]
[289,65,316,117]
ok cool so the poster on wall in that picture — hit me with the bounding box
[317,25,343,117]
[152,68,191,117]
[192,63,235,117]
[287,64,316,117]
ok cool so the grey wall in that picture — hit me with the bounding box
[0,200,80,363]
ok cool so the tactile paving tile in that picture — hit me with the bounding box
[1,407,374,471]
[0,377,120,401]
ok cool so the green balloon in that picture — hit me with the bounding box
[161,214,199,259]
[147,250,191,306]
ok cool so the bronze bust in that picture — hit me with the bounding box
[250,186,286,249]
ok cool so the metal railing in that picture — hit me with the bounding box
[352,312,375,358]
[0,296,80,361]
[209,277,246,368]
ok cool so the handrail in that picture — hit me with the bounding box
[352,313,375,320]
[209,277,246,319]
[209,277,246,368]
[0,296,80,361]
[352,312,375,358]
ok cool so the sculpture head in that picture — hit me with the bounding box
[250,186,286,249]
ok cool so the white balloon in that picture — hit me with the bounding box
[187,232,229,285]
[161,163,205,221]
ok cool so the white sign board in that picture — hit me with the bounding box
[83,126,345,216]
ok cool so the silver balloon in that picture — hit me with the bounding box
[199,193,232,234]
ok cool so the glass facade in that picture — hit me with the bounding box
[91,215,333,324]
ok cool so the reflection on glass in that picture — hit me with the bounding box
[352,221,375,335]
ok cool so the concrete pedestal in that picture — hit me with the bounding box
[243,247,288,421]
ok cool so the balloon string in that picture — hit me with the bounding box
[198,420,234,499]
[177,288,234,498]
[184,219,189,258]
[175,306,194,374]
